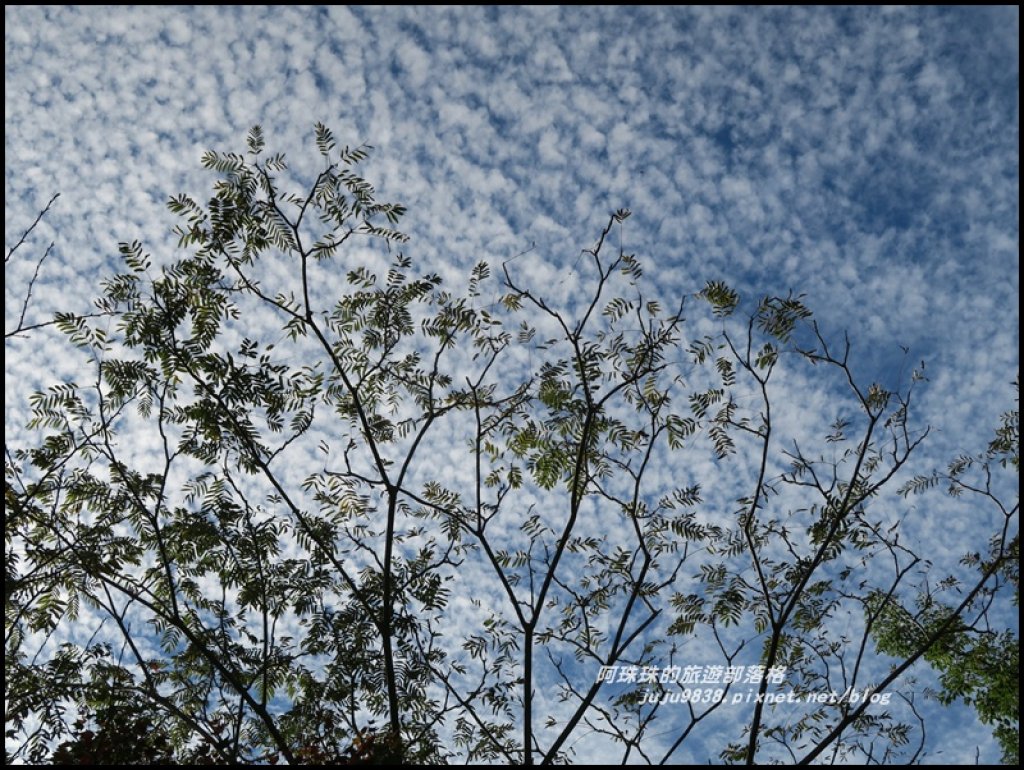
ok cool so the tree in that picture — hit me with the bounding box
[869,385,1019,763]
[5,125,1018,764]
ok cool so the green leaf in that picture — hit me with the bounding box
[314,122,336,157]
[700,280,739,316]
[247,124,265,155]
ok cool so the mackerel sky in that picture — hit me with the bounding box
[5,5,1019,763]
[6,7,1018,431]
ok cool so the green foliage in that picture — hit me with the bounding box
[7,124,446,764]
[699,280,738,317]
[5,124,1017,766]
[870,392,1020,763]
[52,707,179,766]
[988,375,1019,471]
[870,589,1019,763]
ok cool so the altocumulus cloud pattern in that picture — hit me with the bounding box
[5,5,1019,764]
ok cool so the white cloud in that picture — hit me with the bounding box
[5,5,1017,764]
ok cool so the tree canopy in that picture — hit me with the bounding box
[5,125,1018,765]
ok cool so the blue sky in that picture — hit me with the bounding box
[5,5,1019,764]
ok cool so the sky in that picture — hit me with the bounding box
[5,5,1019,764]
